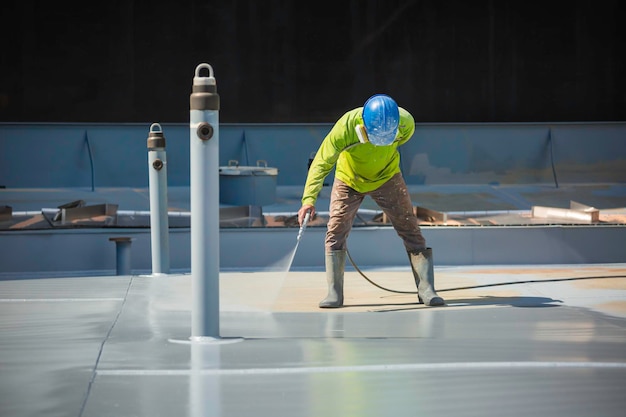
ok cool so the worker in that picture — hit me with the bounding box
[297,94,444,308]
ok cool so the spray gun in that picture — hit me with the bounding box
[297,211,311,242]
[282,211,311,274]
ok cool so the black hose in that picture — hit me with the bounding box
[548,127,559,189]
[84,130,95,192]
[346,249,417,294]
[347,248,624,294]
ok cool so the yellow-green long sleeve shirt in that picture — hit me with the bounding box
[302,106,415,206]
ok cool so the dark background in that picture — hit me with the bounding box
[0,0,624,123]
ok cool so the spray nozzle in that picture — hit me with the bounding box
[297,211,310,241]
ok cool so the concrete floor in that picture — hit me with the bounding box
[1,264,625,417]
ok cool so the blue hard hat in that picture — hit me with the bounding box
[362,94,399,146]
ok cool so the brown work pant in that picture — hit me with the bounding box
[325,173,427,252]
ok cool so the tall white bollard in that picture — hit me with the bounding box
[147,123,171,275]
[190,63,220,339]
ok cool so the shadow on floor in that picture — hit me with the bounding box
[347,295,563,312]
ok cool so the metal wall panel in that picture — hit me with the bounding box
[1,122,625,188]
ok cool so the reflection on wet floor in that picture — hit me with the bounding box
[2,264,625,416]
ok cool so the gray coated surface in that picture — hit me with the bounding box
[1,266,625,416]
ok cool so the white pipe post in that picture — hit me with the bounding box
[147,123,171,275]
[190,63,220,339]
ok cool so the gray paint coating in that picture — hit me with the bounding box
[1,271,625,417]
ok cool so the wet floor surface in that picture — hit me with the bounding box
[1,264,625,416]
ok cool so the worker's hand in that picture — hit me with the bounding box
[298,205,315,226]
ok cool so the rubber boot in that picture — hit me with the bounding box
[319,250,346,308]
[408,248,445,306]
